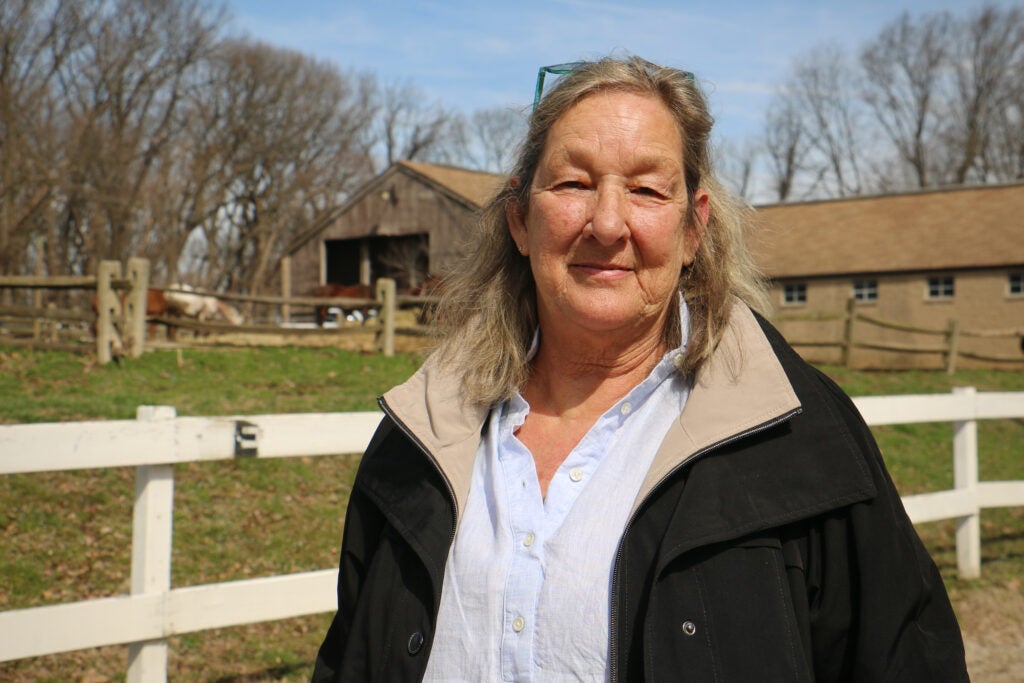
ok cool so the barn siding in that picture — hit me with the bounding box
[770,269,1024,368]
[289,167,483,298]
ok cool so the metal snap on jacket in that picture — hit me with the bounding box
[681,621,697,636]
[407,630,425,655]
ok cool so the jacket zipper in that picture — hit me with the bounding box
[376,396,460,545]
[607,406,802,683]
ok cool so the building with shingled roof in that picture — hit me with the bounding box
[755,182,1024,367]
[286,161,1023,367]
[285,160,502,298]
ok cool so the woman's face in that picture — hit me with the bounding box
[508,90,708,343]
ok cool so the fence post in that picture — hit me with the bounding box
[280,256,291,323]
[126,405,176,683]
[945,318,960,375]
[96,261,123,364]
[375,278,396,357]
[32,239,45,341]
[841,297,856,368]
[46,302,58,342]
[124,257,150,359]
[952,386,981,579]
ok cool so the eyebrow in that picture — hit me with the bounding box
[549,145,685,179]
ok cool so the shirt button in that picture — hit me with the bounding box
[569,467,583,482]
[620,401,632,415]
[523,532,536,547]
[681,621,697,637]
[512,617,525,632]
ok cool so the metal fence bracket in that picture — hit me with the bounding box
[233,420,260,457]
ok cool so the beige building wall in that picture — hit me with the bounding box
[769,269,1024,369]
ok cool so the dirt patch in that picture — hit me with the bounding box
[150,328,434,355]
[954,584,1024,682]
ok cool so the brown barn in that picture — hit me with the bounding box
[754,182,1024,368]
[284,160,1023,368]
[285,160,503,298]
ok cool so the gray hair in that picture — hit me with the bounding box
[430,55,769,406]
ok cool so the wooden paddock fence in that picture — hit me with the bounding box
[776,298,1024,372]
[0,258,438,363]
[0,388,1023,681]
[0,258,149,363]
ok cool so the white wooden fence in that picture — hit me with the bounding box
[1,387,1022,681]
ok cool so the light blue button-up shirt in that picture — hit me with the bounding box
[423,301,692,682]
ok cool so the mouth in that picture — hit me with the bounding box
[571,262,632,278]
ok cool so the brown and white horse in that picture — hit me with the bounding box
[310,283,377,326]
[90,288,173,343]
[165,284,244,325]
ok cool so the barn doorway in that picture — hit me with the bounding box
[372,234,429,291]
[323,238,363,284]
[323,234,429,290]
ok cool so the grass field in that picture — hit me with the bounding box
[1,345,1022,681]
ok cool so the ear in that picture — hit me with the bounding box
[693,188,709,226]
[683,189,710,265]
[506,178,528,256]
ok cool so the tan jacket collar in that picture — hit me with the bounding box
[380,352,489,520]
[381,302,801,522]
[633,303,801,514]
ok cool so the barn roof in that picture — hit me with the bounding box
[752,182,1024,279]
[398,160,504,208]
[286,161,504,255]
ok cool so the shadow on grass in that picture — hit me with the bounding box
[213,662,308,683]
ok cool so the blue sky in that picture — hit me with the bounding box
[224,0,999,146]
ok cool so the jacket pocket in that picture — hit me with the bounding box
[644,534,813,682]
[343,526,434,682]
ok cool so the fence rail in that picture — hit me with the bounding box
[0,260,432,362]
[776,298,1024,371]
[1,389,1022,681]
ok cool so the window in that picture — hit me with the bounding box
[783,283,807,305]
[1009,273,1024,297]
[927,276,954,300]
[853,279,878,302]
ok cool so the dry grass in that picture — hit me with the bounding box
[1,350,1022,681]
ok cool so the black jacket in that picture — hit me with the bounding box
[313,305,968,681]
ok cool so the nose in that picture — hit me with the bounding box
[588,184,628,245]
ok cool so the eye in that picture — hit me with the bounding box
[556,180,589,190]
[632,186,667,199]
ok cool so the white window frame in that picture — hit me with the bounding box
[852,279,878,303]
[783,282,807,306]
[926,276,955,300]
[1008,272,1024,297]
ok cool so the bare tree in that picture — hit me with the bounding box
[860,11,953,188]
[765,3,1024,197]
[449,106,527,173]
[715,138,758,202]
[788,46,866,197]
[946,4,1024,184]
[0,0,84,280]
[172,40,377,294]
[1,3,382,296]
[47,0,221,277]
[761,96,809,202]
[985,68,1024,181]
[374,81,456,170]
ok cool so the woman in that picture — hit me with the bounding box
[313,56,967,682]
